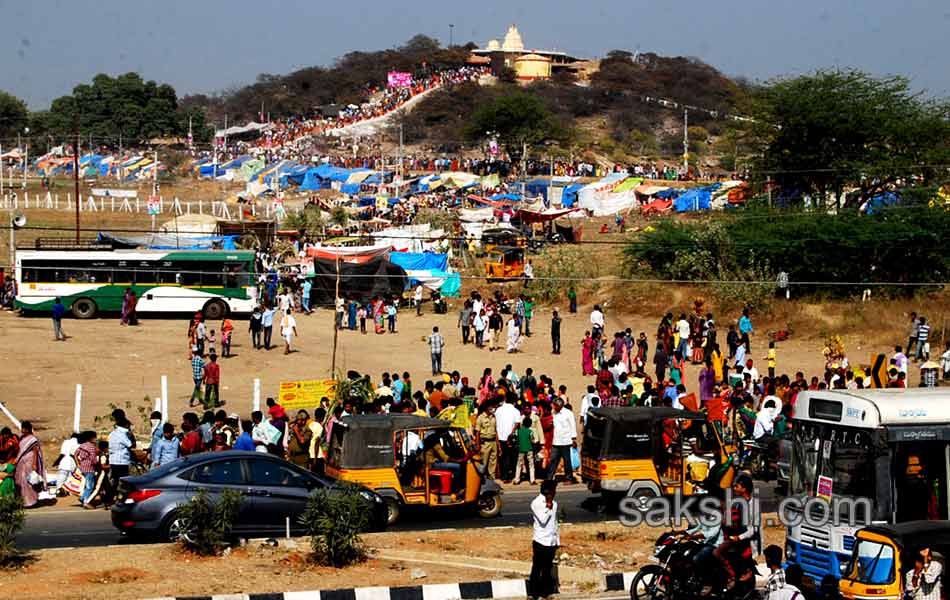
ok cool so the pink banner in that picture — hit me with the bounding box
[387,71,413,88]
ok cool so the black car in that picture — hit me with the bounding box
[111,450,387,541]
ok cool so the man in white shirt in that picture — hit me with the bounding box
[277,289,291,313]
[494,399,521,482]
[590,304,605,337]
[676,314,691,357]
[753,399,777,440]
[579,385,599,425]
[280,309,298,355]
[414,285,424,316]
[529,480,560,600]
[547,398,578,483]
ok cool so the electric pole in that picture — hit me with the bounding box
[74,132,81,242]
[682,109,689,176]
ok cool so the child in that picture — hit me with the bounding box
[207,329,217,356]
[726,324,739,359]
[358,304,367,334]
[221,319,233,358]
[387,302,397,333]
[513,416,536,484]
[765,341,777,379]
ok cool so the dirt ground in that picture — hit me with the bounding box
[3,521,785,600]
[0,292,923,455]
[2,541,520,600]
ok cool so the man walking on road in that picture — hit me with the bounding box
[428,326,445,375]
[189,349,205,407]
[547,397,577,483]
[551,310,562,354]
[529,480,560,600]
[203,353,221,409]
[52,297,66,341]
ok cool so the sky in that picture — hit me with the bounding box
[3,0,950,110]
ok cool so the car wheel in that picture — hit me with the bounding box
[203,299,228,320]
[161,512,195,544]
[71,297,98,319]
[477,492,502,518]
[384,497,401,526]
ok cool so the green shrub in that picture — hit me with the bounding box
[175,489,243,556]
[0,495,26,567]
[532,245,606,303]
[301,485,369,567]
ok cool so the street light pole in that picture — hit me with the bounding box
[449,23,454,47]
[22,128,29,190]
[74,132,81,242]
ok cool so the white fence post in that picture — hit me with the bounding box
[73,384,82,433]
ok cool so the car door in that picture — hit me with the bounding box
[184,457,256,534]
[243,457,322,535]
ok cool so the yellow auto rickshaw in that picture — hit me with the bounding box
[481,227,526,254]
[324,414,503,525]
[580,407,735,505]
[484,246,525,280]
[840,521,950,600]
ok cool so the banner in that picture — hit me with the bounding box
[91,188,137,198]
[147,195,160,216]
[278,379,337,410]
[387,71,413,88]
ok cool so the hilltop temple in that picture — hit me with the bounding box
[468,25,586,81]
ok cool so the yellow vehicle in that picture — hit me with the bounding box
[324,414,503,525]
[481,227,526,254]
[840,521,950,600]
[580,407,735,505]
[484,246,525,280]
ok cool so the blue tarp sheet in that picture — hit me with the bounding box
[655,188,682,200]
[865,192,900,215]
[389,252,449,272]
[560,183,585,207]
[340,183,361,195]
[438,272,461,297]
[489,193,523,202]
[524,179,550,202]
[299,168,330,191]
[672,184,721,212]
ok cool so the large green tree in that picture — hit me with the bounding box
[0,91,29,140]
[464,92,563,162]
[44,73,190,142]
[754,70,950,206]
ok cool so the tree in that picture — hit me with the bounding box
[464,92,563,163]
[754,70,950,207]
[0,91,29,140]
[400,34,441,55]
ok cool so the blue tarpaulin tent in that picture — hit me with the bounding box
[489,193,523,202]
[560,183,585,207]
[672,184,721,212]
[655,188,682,200]
[388,252,449,272]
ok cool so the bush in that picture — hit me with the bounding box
[175,489,242,556]
[0,495,26,567]
[532,244,608,303]
[301,485,369,567]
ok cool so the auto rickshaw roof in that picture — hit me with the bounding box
[340,414,451,430]
[860,520,950,550]
[486,245,525,255]
[588,406,705,423]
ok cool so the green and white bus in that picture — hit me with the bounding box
[14,249,258,319]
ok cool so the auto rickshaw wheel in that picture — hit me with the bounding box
[384,497,401,525]
[477,492,502,518]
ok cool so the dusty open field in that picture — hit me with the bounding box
[0,293,923,453]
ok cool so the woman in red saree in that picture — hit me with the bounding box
[581,331,596,376]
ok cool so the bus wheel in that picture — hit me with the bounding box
[202,299,228,320]
[71,298,98,319]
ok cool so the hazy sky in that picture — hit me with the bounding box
[4,0,949,109]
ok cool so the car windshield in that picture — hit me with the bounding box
[848,539,895,585]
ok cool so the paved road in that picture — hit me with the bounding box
[18,485,779,550]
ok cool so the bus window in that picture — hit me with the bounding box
[790,423,821,496]
[113,262,134,285]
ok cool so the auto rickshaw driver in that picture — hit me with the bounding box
[420,430,470,490]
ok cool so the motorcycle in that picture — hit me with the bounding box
[738,438,776,481]
[629,531,758,600]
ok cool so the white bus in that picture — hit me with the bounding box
[15,249,258,319]
[785,388,950,582]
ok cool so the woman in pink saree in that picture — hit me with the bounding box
[14,421,46,508]
[581,331,596,376]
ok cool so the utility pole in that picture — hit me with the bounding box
[152,149,159,232]
[330,257,341,375]
[398,121,404,193]
[449,23,454,47]
[682,108,689,176]
[767,175,772,208]
[0,142,4,197]
[73,132,81,242]
[23,129,29,190]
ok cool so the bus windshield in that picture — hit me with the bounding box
[791,421,877,501]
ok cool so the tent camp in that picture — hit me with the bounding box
[577,173,639,216]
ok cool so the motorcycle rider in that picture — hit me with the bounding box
[684,497,722,568]
[713,473,758,591]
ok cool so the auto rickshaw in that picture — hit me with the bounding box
[580,407,735,505]
[484,246,525,280]
[840,521,950,600]
[324,414,503,525]
[481,227,526,254]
